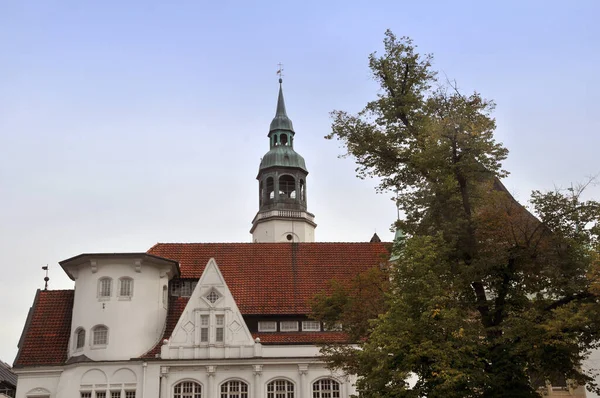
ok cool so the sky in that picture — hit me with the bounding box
[0,0,599,364]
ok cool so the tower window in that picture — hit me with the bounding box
[280,134,288,146]
[278,175,296,199]
[266,177,274,200]
[300,179,305,202]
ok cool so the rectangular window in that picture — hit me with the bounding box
[93,327,108,345]
[258,321,277,332]
[119,278,133,297]
[99,278,112,298]
[216,315,224,342]
[302,320,321,331]
[111,392,121,398]
[125,392,136,398]
[96,392,106,398]
[280,321,299,332]
[200,315,209,342]
[81,393,92,398]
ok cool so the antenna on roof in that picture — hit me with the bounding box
[42,265,49,290]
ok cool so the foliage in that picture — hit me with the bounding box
[315,30,600,397]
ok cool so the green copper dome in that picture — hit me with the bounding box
[259,145,307,172]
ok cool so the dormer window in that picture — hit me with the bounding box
[119,277,133,299]
[98,277,112,299]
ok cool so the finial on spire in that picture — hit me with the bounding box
[42,265,49,290]
[276,62,284,84]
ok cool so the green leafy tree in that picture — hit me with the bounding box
[315,30,600,397]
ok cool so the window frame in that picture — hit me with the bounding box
[280,321,299,332]
[258,321,277,332]
[91,325,109,348]
[173,380,202,398]
[302,320,321,331]
[118,277,134,299]
[97,277,113,300]
[74,327,86,350]
[220,380,248,398]
[312,378,341,398]
[267,378,295,398]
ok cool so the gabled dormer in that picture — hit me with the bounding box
[160,258,256,359]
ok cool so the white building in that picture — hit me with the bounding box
[12,80,391,398]
[11,79,595,398]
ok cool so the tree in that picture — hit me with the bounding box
[315,30,600,397]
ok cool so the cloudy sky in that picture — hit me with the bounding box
[1,0,598,364]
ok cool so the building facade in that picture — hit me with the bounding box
[12,80,390,398]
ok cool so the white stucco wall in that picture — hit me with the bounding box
[15,360,353,398]
[252,219,315,243]
[68,258,169,361]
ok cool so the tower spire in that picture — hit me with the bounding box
[252,73,316,243]
[269,73,294,133]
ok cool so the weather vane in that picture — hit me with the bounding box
[276,63,284,82]
[42,264,49,290]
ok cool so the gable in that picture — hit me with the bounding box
[161,258,255,360]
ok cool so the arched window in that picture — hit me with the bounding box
[92,325,108,346]
[119,277,133,298]
[98,277,112,298]
[260,181,264,206]
[273,135,279,146]
[278,175,295,199]
[300,179,305,202]
[312,379,340,398]
[280,134,288,146]
[75,328,85,349]
[267,379,294,398]
[267,177,275,200]
[220,380,248,398]
[174,381,202,398]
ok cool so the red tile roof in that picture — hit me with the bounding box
[141,296,189,359]
[16,243,389,367]
[13,290,74,368]
[148,242,390,315]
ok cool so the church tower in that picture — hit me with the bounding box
[251,79,316,242]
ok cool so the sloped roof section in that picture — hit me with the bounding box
[0,360,17,388]
[13,290,74,367]
[148,242,391,314]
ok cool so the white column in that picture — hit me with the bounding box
[160,366,169,398]
[207,366,217,397]
[253,365,263,398]
[298,364,309,398]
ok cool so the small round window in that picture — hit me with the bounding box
[286,234,293,241]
